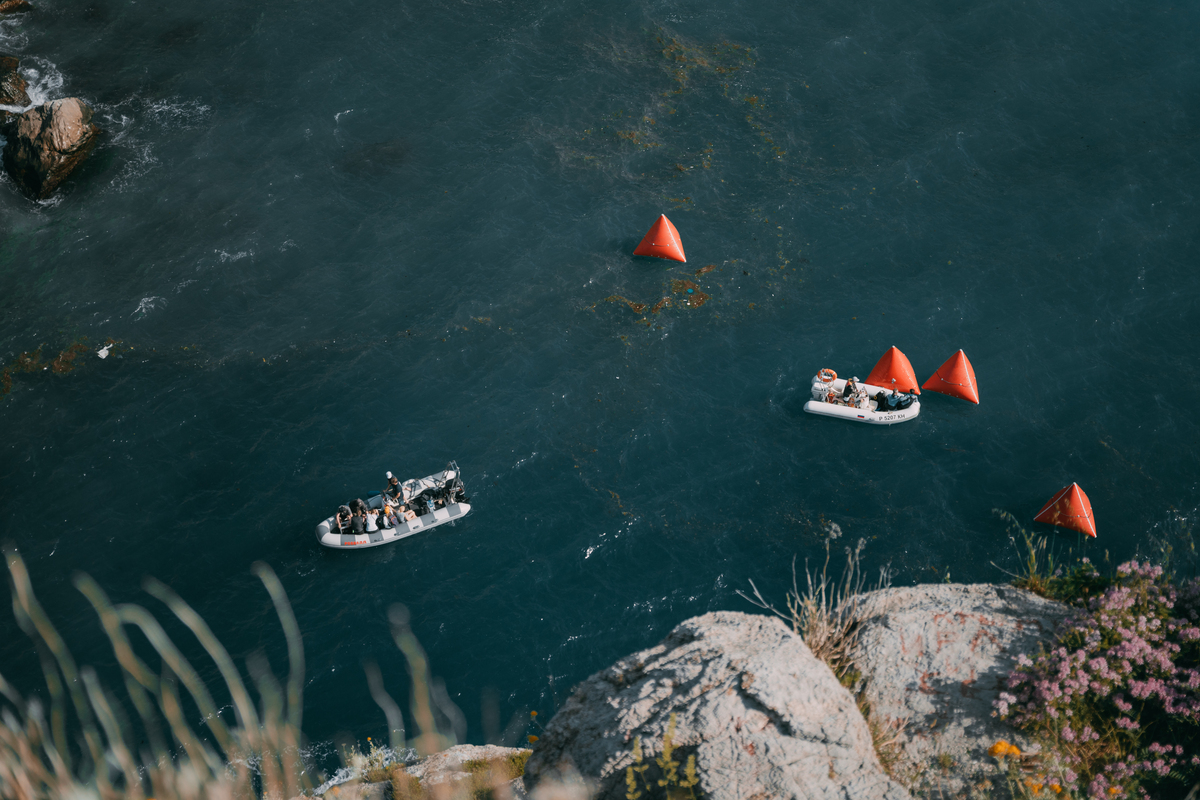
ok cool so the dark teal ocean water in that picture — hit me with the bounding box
[1,0,1198,765]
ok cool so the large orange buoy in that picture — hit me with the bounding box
[865,346,920,394]
[921,349,979,404]
[1034,483,1096,538]
[633,214,686,262]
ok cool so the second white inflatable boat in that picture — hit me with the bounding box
[803,370,920,425]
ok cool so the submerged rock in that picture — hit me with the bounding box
[3,97,100,199]
[0,54,29,109]
[852,584,1069,796]
[525,611,910,800]
[0,0,33,14]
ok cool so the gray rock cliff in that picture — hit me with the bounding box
[853,584,1068,796]
[526,610,911,800]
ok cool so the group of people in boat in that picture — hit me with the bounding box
[331,472,421,537]
[821,376,915,413]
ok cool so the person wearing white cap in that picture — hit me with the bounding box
[384,471,403,502]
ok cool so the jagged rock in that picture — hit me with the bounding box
[853,584,1069,796]
[2,97,100,199]
[404,743,531,797]
[320,782,389,800]
[526,611,911,800]
[0,0,32,14]
[0,54,29,108]
[315,745,531,800]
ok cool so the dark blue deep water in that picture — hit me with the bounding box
[2,0,1198,765]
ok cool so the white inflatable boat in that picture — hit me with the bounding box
[802,370,920,425]
[315,462,471,549]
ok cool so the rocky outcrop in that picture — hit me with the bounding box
[0,55,29,108]
[404,743,531,797]
[525,611,911,800]
[318,744,533,800]
[2,98,100,199]
[852,584,1069,796]
[0,1,33,14]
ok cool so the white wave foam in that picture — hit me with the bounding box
[90,96,212,193]
[20,57,64,108]
[142,97,212,130]
[217,249,253,263]
[131,296,166,319]
[107,138,160,193]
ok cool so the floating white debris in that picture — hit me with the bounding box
[97,345,111,359]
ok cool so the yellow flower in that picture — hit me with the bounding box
[988,740,1021,758]
[528,735,539,743]
[1108,789,1119,796]
[1050,785,1063,794]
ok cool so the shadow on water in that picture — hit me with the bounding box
[336,140,412,178]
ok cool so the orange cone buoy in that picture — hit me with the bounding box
[922,349,979,404]
[866,346,921,394]
[1034,483,1096,538]
[633,214,686,262]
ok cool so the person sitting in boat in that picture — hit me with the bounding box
[384,472,404,503]
[842,377,859,403]
[349,507,367,537]
[364,507,379,533]
[375,506,392,530]
[334,505,352,534]
[384,496,416,524]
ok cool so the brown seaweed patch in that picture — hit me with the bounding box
[671,279,710,308]
[695,264,716,276]
[606,295,647,314]
[650,297,672,314]
[51,342,90,374]
[13,347,44,373]
[0,338,125,397]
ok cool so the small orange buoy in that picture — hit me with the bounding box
[922,349,979,403]
[1034,483,1096,538]
[633,214,686,262]
[866,346,920,394]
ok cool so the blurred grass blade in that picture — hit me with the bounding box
[363,660,406,752]
[144,577,262,736]
[116,603,237,757]
[252,562,305,732]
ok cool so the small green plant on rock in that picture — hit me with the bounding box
[993,509,1111,604]
[625,714,701,800]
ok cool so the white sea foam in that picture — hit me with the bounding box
[131,296,166,319]
[21,57,64,107]
[94,97,212,192]
[217,249,253,263]
[0,57,64,116]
